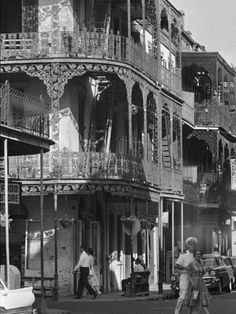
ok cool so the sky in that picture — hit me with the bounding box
[170,0,236,66]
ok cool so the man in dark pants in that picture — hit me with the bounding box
[73,246,98,299]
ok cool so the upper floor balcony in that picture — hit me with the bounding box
[183,164,219,206]
[0,81,53,156]
[0,29,181,96]
[8,149,183,193]
[194,97,236,136]
[0,82,50,139]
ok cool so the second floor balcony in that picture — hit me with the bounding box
[194,98,236,136]
[0,29,181,96]
[9,150,183,193]
[0,82,50,139]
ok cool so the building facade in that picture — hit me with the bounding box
[181,33,236,257]
[0,0,186,295]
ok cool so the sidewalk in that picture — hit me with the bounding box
[42,283,175,314]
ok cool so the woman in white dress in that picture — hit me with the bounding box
[87,248,101,295]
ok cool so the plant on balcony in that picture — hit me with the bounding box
[59,215,75,228]
[0,212,13,228]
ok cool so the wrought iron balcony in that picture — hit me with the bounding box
[9,151,162,186]
[8,150,185,192]
[0,29,181,96]
[0,82,50,138]
[194,98,236,135]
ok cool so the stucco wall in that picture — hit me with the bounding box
[23,194,77,295]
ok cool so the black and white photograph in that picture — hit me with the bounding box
[0,1,236,313]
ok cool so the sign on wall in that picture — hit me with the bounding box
[230,159,236,190]
[0,181,21,204]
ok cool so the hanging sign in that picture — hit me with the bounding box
[230,159,236,190]
[0,182,21,204]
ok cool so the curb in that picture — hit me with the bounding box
[47,310,71,314]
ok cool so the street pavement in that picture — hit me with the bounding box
[44,290,236,314]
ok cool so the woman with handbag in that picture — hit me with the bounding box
[185,249,211,314]
[87,248,101,296]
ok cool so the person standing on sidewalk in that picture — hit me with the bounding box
[87,248,101,296]
[174,236,198,314]
[73,246,98,300]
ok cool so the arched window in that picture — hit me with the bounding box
[132,83,144,158]
[217,68,223,103]
[147,92,158,163]
[231,148,235,159]
[162,105,171,168]
[161,8,169,32]
[223,74,229,106]
[171,19,179,46]
[173,112,181,169]
[182,64,212,104]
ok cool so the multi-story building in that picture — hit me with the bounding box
[0,80,53,286]
[0,0,185,295]
[181,30,236,256]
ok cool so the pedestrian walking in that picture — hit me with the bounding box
[174,236,198,314]
[185,249,211,314]
[87,248,101,296]
[73,246,98,299]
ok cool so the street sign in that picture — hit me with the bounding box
[0,182,21,204]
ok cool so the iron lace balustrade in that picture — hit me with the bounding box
[0,83,50,138]
[194,100,236,135]
[8,151,184,190]
[0,29,181,96]
[9,151,146,181]
[3,114,50,138]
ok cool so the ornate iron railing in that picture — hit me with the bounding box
[0,29,181,95]
[0,82,50,138]
[9,150,184,191]
[195,99,236,135]
[2,114,50,138]
[9,151,145,180]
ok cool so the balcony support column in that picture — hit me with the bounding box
[39,148,48,314]
[153,0,161,76]
[53,184,59,300]
[127,0,131,62]
[4,139,10,288]
[171,200,175,273]
[158,197,164,294]
[127,0,131,41]
[141,0,146,54]
[124,76,133,156]
[142,86,149,161]
[180,201,184,252]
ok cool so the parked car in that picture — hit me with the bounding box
[0,278,35,312]
[202,254,231,293]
